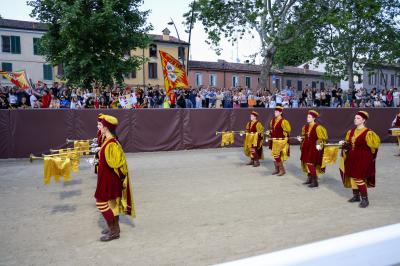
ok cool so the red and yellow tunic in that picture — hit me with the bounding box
[300,123,328,175]
[95,137,135,217]
[341,128,380,188]
[268,116,291,160]
[244,120,264,159]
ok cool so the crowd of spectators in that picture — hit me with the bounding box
[0,81,399,109]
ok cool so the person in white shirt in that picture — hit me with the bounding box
[393,88,399,107]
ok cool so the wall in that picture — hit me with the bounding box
[0,108,397,159]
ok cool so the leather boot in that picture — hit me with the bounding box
[246,159,254,165]
[277,162,286,176]
[271,162,279,175]
[101,216,119,234]
[253,160,260,167]
[100,218,120,242]
[359,196,369,208]
[348,190,361,202]
[303,174,312,185]
[308,176,318,188]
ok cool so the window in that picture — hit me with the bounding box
[33,38,42,55]
[398,75,400,87]
[232,75,239,87]
[245,76,251,88]
[320,81,325,90]
[195,73,203,86]
[178,47,185,60]
[1,62,12,79]
[369,73,376,85]
[209,74,217,86]
[149,44,157,58]
[311,81,317,88]
[1,36,21,54]
[297,80,303,91]
[286,79,291,87]
[148,63,157,79]
[2,36,10,52]
[43,64,53,80]
[391,74,395,86]
[57,63,64,76]
[124,70,136,79]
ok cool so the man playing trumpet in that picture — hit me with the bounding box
[267,106,291,176]
[298,110,328,188]
[244,111,264,167]
[95,115,135,241]
[340,111,380,208]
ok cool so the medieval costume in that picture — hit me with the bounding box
[268,106,291,176]
[300,110,328,188]
[341,111,380,208]
[96,115,135,241]
[244,111,264,167]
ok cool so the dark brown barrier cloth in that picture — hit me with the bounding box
[0,108,398,159]
[0,110,11,158]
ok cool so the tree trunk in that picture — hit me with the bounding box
[347,62,354,90]
[259,45,276,90]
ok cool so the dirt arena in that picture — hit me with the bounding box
[1,144,399,266]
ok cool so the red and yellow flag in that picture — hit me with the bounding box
[0,70,30,90]
[159,50,189,95]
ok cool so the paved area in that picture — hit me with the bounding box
[0,144,399,266]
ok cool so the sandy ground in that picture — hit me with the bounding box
[0,144,399,266]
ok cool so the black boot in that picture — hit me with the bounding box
[246,159,254,165]
[101,216,119,234]
[359,196,369,208]
[308,176,318,188]
[100,218,120,242]
[303,174,312,185]
[348,190,361,202]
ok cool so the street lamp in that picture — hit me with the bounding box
[167,18,180,41]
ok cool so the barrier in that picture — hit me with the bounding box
[0,108,397,158]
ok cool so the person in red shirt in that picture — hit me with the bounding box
[169,90,176,108]
[40,90,51,108]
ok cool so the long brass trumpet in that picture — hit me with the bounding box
[49,147,90,153]
[66,138,97,144]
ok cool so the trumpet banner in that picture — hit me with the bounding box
[321,146,339,169]
[221,132,234,147]
[74,140,90,154]
[43,156,72,185]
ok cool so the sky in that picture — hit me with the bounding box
[1,0,262,63]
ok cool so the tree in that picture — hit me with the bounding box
[28,0,152,89]
[184,0,315,89]
[312,0,400,90]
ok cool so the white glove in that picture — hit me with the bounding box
[297,136,302,142]
[338,140,345,145]
[91,147,101,153]
[316,144,322,151]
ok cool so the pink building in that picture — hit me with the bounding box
[188,60,336,91]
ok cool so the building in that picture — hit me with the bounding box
[126,28,189,88]
[0,19,53,86]
[1,19,189,89]
[362,63,400,91]
[189,59,335,91]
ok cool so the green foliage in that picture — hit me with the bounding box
[28,0,152,88]
[312,0,400,87]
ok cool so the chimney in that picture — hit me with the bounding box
[303,63,309,70]
[162,28,170,41]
